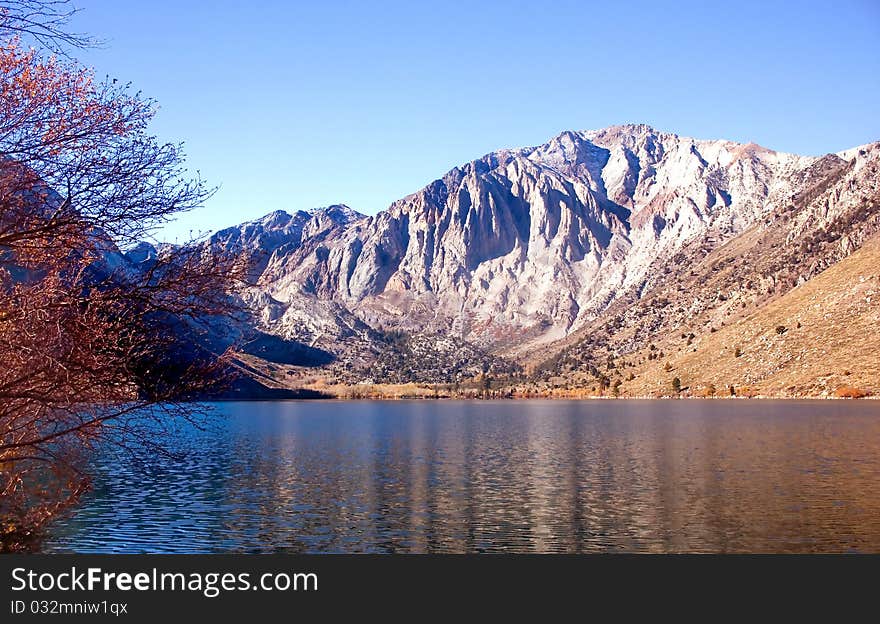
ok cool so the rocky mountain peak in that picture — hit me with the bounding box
[307,204,365,223]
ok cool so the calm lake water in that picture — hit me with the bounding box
[45,400,880,553]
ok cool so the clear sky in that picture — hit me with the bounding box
[64,0,880,242]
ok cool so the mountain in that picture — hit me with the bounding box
[202,124,880,395]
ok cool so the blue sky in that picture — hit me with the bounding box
[65,0,880,242]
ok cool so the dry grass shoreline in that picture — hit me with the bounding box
[274,381,878,401]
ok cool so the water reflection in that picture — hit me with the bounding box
[45,400,880,553]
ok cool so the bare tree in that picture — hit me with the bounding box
[0,35,245,550]
[0,0,94,51]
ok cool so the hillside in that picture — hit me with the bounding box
[620,234,880,397]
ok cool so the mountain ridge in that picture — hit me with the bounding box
[195,124,880,395]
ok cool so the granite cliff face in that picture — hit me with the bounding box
[220,126,813,342]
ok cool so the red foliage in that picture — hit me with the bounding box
[0,35,244,551]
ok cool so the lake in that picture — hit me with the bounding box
[45,400,880,553]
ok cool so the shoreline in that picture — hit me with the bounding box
[205,391,880,402]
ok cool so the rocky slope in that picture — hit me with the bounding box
[201,125,879,392]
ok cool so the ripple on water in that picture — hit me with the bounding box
[44,399,880,554]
